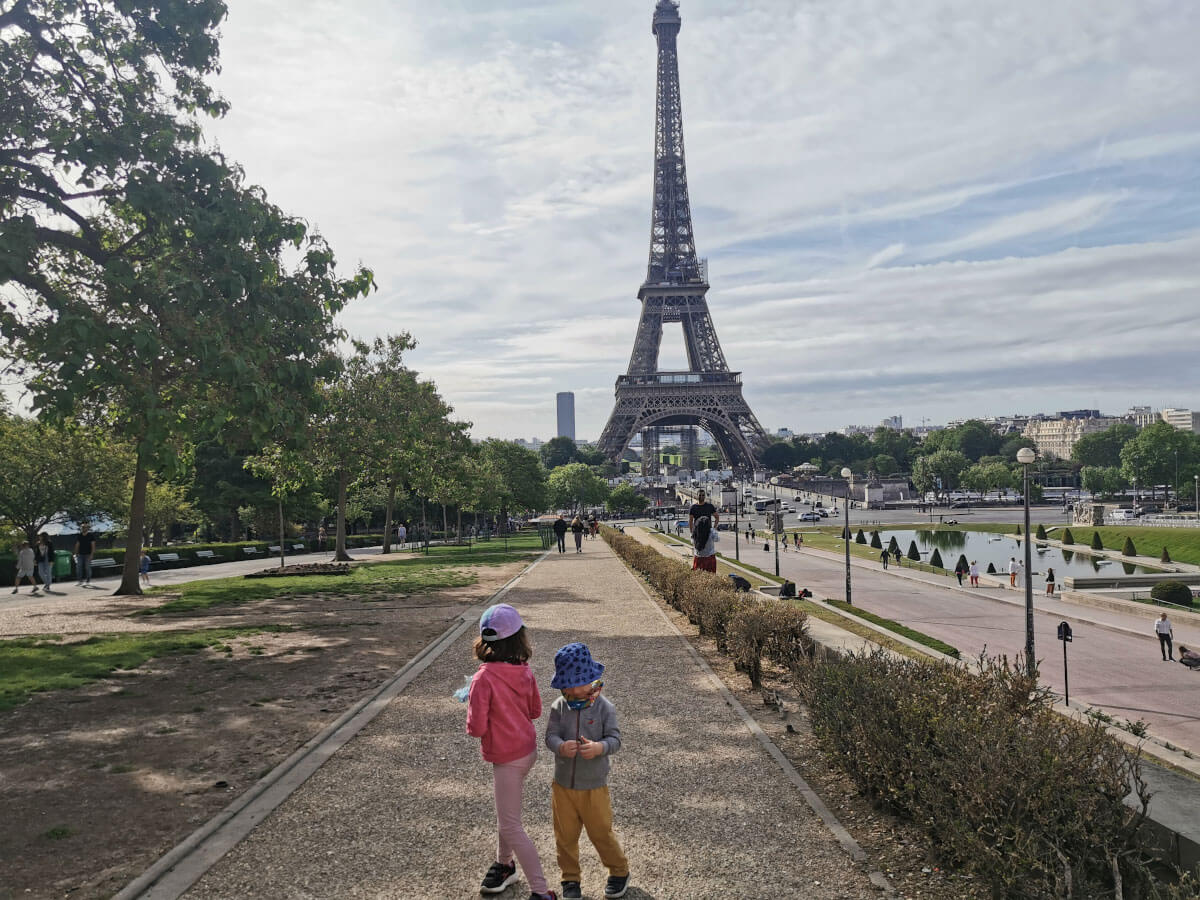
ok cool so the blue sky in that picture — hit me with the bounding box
[204,0,1200,440]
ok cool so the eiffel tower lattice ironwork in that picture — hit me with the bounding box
[598,0,768,472]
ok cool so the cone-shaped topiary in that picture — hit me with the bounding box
[1015,524,1022,536]
[986,562,997,574]
[1091,532,1104,551]
[1035,523,1047,540]
[855,528,867,544]
[930,548,944,568]
[1062,528,1074,545]
[1122,536,1137,557]
[907,540,921,561]
[888,536,900,554]
[956,554,969,573]
[1161,546,1172,564]
[870,530,883,549]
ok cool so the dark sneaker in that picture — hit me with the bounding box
[529,894,558,900]
[605,874,630,898]
[561,882,582,900]
[480,860,518,894]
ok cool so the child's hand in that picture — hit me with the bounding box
[559,740,579,758]
[577,737,604,759]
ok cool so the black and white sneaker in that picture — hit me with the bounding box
[561,882,582,900]
[480,861,518,894]
[604,874,630,898]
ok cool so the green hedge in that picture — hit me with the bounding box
[798,651,1166,898]
[1151,581,1194,607]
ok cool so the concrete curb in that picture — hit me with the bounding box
[113,552,549,900]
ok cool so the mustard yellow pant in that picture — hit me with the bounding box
[551,782,629,883]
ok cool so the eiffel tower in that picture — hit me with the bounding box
[598,0,767,474]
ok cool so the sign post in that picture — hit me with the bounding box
[1056,621,1073,705]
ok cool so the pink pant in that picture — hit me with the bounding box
[493,750,547,894]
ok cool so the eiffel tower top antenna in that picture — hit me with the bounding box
[647,0,702,288]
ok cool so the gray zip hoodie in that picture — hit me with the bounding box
[544,694,621,790]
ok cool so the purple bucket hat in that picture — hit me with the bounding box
[479,603,524,642]
[551,642,605,689]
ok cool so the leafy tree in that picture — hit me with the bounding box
[1121,422,1194,499]
[0,413,132,542]
[962,461,1013,497]
[479,440,548,521]
[871,454,899,476]
[244,444,314,567]
[547,463,609,513]
[540,436,578,469]
[140,476,200,548]
[760,440,796,471]
[952,420,1003,461]
[1071,424,1138,469]
[997,433,1037,461]
[1,0,372,592]
[920,450,970,499]
[1081,466,1124,499]
[606,484,644,515]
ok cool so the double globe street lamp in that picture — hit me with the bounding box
[1017,447,1036,677]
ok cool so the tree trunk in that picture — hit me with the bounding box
[115,453,149,595]
[421,496,427,553]
[382,480,395,554]
[335,469,352,561]
[456,507,462,541]
[278,496,286,569]
[442,504,448,542]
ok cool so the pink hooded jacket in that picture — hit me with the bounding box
[465,661,542,764]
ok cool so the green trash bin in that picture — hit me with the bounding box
[53,549,73,580]
[0,553,13,584]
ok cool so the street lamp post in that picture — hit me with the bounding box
[734,474,740,561]
[841,467,853,606]
[773,481,780,576]
[1017,448,1036,677]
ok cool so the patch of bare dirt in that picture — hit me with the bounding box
[0,562,525,900]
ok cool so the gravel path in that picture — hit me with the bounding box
[181,541,882,899]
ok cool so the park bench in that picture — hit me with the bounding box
[155,552,183,569]
[195,550,225,563]
[291,543,307,553]
[90,557,120,575]
[241,546,261,557]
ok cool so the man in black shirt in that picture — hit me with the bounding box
[552,514,568,554]
[73,523,96,586]
[688,490,719,535]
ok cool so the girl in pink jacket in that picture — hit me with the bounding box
[466,604,556,900]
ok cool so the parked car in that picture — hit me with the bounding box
[950,501,971,508]
[798,511,821,522]
[1135,505,1160,516]
[743,488,754,496]
[716,522,732,531]
[817,508,830,518]
[1109,508,1136,522]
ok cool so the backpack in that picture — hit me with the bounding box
[693,515,712,553]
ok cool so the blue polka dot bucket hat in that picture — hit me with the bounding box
[551,642,605,689]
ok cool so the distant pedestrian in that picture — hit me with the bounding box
[1045,568,1055,595]
[553,515,568,554]
[318,525,327,552]
[782,533,789,550]
[13,541,38,595]
[880,550,889,569]
[1178,645,1200,669]
[1008,556,1019,587]
[954,560,966,586]
[396,522,407,548]
[571,516,585,553]
[892,546,901,566]
[139,550,152,586]
[692,514,717,573]
[34,533,54,593]
[969,560,980,587]
[464,604,553,899]
[589,518,599,540]
[796,533,802,547]
[1155,612,1175,662]
[73,523,95,586]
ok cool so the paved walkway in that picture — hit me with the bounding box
[173,541,882,899]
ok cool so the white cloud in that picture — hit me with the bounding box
[201,0,1200,439]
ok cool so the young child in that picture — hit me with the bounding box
[465,604,556,900]
[545,643,630,900]
[139,550,152,586]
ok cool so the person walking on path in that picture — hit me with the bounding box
[891,545,901,566]
[954,560,966,586]
[589,518,599,541]
[317,525,327,552]
[1008,556,1019,588]
[1155,612,1175,662]
[396,522,407,549]
[13,541,39,595]
[465,604,556,900]
[691,513,718,573]
[553,515,568,554]
[73,523,95,586]
[880,549,889,569]
[139,549,152,587]
[570,517,585,553]
[546,643,631,900]
[34,533,54,593]
[1045,567,1056,595]
[969,560,980,587]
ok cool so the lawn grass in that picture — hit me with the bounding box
[782,528,953,577]
[1059,525,1200,565]
[822,598,960,658]
[0,627,289,711]
[138,538,541,616]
